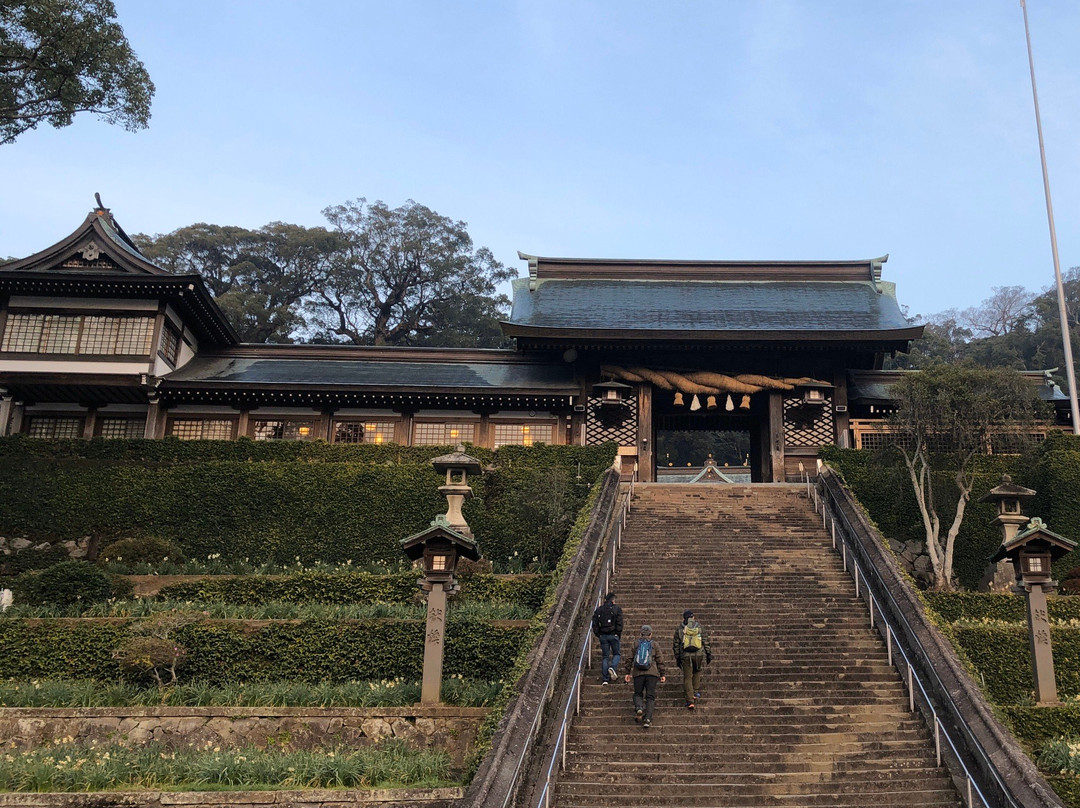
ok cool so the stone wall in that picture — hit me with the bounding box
[0,706,486,769]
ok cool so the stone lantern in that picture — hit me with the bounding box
[430,446,483,538]
[989,516,1076,704]
[980,475,1038,591]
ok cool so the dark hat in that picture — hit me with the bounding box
[682,609,695,620]
[604,592,616,602]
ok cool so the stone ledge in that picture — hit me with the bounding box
[0,787,464,808]
[0,707,487,719]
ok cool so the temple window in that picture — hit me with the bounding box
[26,416,83,438]
[252,419,316,441]
[333,420,396,444]
[413,422,476,445]
[1,313,154,356]
[493,422,553,448]
[168,418,236,440]
[159,324,181,364]
[98,417,146,439]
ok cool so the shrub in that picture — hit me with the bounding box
[950,624,1080,704]
[99,536,186,567]
[12,561,120,606]
[924,593,1080,624]
[112,611,203,687]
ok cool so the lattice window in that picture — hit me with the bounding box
[169,419,235,440]
[0,313,153,355]
[160,325,181,364]
[114,318,154,354]
[782,396,835,447]
[1,314,44,351]
[493,422,553,447]
[413,422,476,445]
[99,417,146,439]
[40,315,81,353]
[81,317,120,353]
[252,419,316,441]
[586,394,638,447]
[333,420,396,444]
[26,416,83,438]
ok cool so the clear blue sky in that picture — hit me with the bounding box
[2,1,1079,318]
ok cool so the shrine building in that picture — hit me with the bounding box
[0,204,1070,481]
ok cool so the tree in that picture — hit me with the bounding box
[310,198,516,346]
[0,0,154,145]
[960,285,1035,338]
[887,365,1043,590]
[135,222,342,343]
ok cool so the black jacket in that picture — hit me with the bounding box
[591,602,623,636]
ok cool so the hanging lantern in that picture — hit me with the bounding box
[690,394,701,411]
[725,394,734,411]
[706,395,717,409]
[674,392,684,406]
[740,395,751,410]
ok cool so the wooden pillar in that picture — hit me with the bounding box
[144,400,165,439]
[768,392,785,483]
[316,410,333,442]
[236,409,250,439]
[0,395,12,437]
[394,410,415,446]
[475,413,493,449]
[833,370,850,449]
[9,401,25,435]
[82,407,98,439]
[637,383,654,482]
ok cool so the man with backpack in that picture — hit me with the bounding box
[673,609,712,709]
[623,624,666,728]
[591,592,623,685]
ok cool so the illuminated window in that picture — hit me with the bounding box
[413,422,476,445]
[1027,557,1044,573]
[493,422,553,448]
[333,420,396,444]
[26,416,83,438]
[98,417,146,439]
[252,419,316,441]
[169,419,235,440]
[430,553,450,571]
[1,313,153,355]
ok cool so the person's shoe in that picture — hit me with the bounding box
[634,708,643,722]
[607,666,617,682]
[694,691,702,699]
[686,702,695,709]
[601,680,609,686]
[642,719,652,728]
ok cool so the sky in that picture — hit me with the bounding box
[2,1,1079,319]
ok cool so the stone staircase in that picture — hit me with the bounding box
[553,484,961,808]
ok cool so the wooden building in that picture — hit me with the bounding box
[0,204,1069,480]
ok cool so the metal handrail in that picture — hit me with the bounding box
[532,467,635,808]
[810,470,1021,808]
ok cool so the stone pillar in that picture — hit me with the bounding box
[0,395,12,437]
[1024,582,1059,704]
[421,582,448,705]
[767,392,785,483]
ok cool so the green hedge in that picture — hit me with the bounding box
[822,446,1034,590]
[924,593,1080,624]
[1034,434,1080,578]
[1000,704,1080,749]
[156,571,549,611]
[950,624,1080,704]
[0,440,615,570]
[0,617,528,683]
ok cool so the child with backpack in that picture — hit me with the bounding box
[591,592,623,685]
[623,624,666,728]
[672,609,712,709]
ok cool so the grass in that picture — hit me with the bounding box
[0,599,533,621]
[0,677,503,708]
[0,739,455,792]
[1040,738,1080,777]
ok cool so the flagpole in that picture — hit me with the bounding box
[1020,0,1080,434]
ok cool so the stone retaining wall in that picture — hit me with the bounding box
[0,787,464,808]
[0,707,485,769]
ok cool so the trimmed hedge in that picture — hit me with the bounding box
[1033,434,1080,579]
[924,593,1080,624]
[0,439,615,570]
[950,624,1080,704]
[1000,704,1080,749]
[0,617,528,683]
[156,571,550,611]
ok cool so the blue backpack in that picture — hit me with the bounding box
[634,639,654,670]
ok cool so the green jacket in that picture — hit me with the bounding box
[672,620,712,664]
